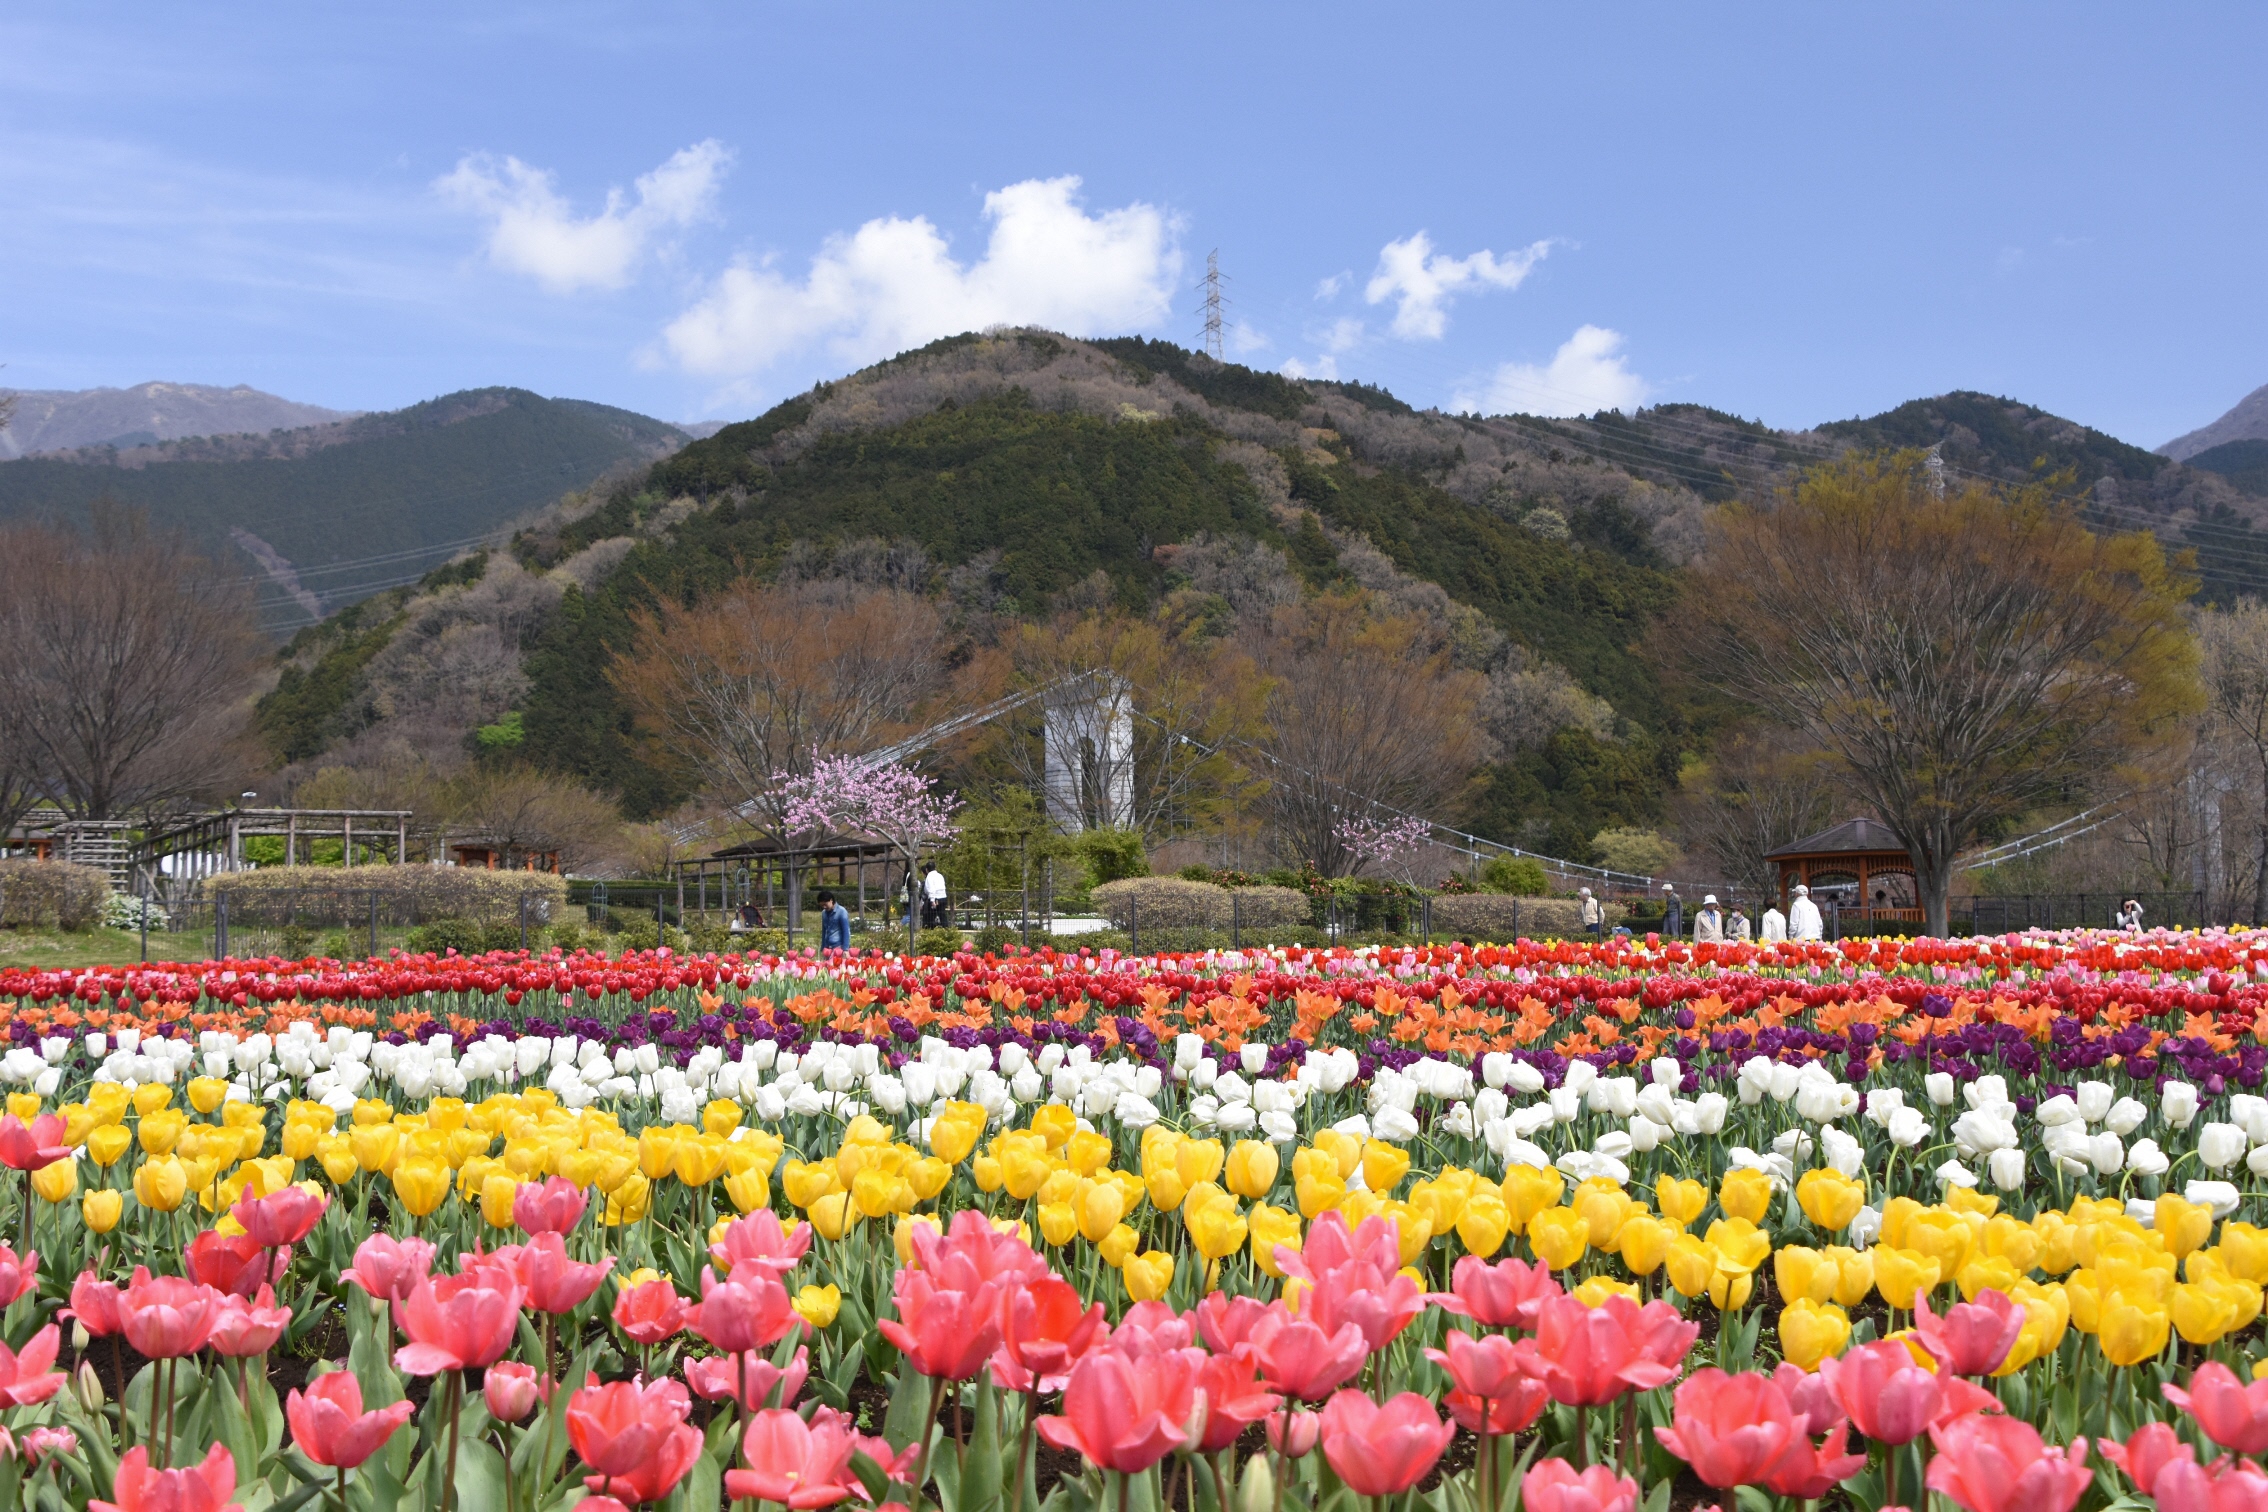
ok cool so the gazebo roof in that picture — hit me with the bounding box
[1765,817,1909,861]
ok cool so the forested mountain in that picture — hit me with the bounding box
[253,331,2253,863]
[2161,382,2268,464]
[0,388,693,633]
[0,381,350,457]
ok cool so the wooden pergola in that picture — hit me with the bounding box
[1765,817,1922,927]
[672,832,904,935]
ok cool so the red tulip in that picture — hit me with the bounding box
[685,1346,809,1410]
[0,1324,63,1408]
[392,1270,523,1376]
[2167,1363,2268,1456]
[1926,1414,2091,1512]
[613,1276,689,1346]
[567,1376,703,1506]
[725,1406,864,1508]
[340,1234,436,1302]
[1913,1290,2024,1378]
[65,1268,125,1338]
[1318,1390,1455,1498]
[501,1233,613,1316]
[286,1368,415,1469]
[686,1267,799,1356]
[710,1209,813,1279]
[1036,1347,1204,1473]
[993,1277,1108,1393]
[88,1444,237,1512]
[1522,1458,1639,1512]
[483,1361,549,1422]
[231,1186,328,1248]
[877,1268,1006,1382]
[0,1244,38,1307]
[1512,1294,1686,1407]
[1654,1369,1796,1489]
[1762,1419,1869,1500]
[1189,1350,1284,1454]
[577,1501,633,1512]
[1241,1308,1368,1402]
[2100,1423,2196,1499]
[0,1115,68,1173]
[185,1230,282,1301]
[1428,1327,1548,1435]
[1107,1301,1196,1358]
[1436,1254,1562,1332]
[1820,1340,1942,1446]
[120,1274,225,1360]
[208,1286,292,1357]
[512,1176,588,1236]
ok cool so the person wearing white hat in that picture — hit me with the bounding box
[1694,893,1725,942]
[1789,883,1824,941]
[1659,881,1682,939]
[1578,886,1604,939]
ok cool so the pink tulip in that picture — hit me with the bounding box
[0,1115,68,1173]
[512,1176,588,1236]
[1820,1340,1943,1446]
[2099,1422,2198,1497]
[2156,1460,2268,1512]
[88,1444,235,1512]
[1428,1328,1550,1436]
[686,1267,800,1357]
[2167,1363,2268,1456]
[1763,1421,1869,1500]
[726,1407,864,1508]
[483,1361,549,1422]
[184,1230,278,1301]
[876,1269,1005,1382]
[902,1209,1050,1290]
[710,1209,813,1280]
[0,1325,63,1408]
[286,1369,415,1469]
[1513,1294,1686,1407]
[1654,1369,1796,1489]
[119,1274,225,1360]
[1190,1351,1284,1454]
[502,1233,613,1316]
[208,1286,292,1357]
[1279,1212,1422,1352]
[613,1276,689,1346]
[1036,1347,1204,1473]
[1318,1390,1455,1498]
[392,1270,523,1375]
[1522,1458,1639,1512]
[567,1376,703,1506]
[1913,1290,2025,1378]
[1436,1254,1562,1331]
[0,1244,38,1307]
[1771,1363,1846,1438]
[231,1186,328,1248]
[1195,1291,1274,1354]
[64,1268,124,1338]
[20,1427,75,1466]
[340,1234,436,1303]
[1926,1415,2091,1512]
[1108,1301,1195,1357]
[1242,1309,1368,1402]
[1267,1409,1321,1457]
[993,1277,1107,1393]
[685,1346,809,1410]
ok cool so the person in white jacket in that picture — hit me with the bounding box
[1760,903,1788,941]
[1693,894,1725,942]
[1789,883,1824,941]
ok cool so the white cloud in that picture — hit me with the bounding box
[1315,271,1350,300]
[1454,325,1650,418]
[1322,317,1365,353]
[659,175,1180,378]
[1364,231,1551,340]
[437,140,731,294]
[1281,355,1339,381]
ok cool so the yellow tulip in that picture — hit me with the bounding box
[674,1136,730,1188]
[1058,1128,1108,1178]
[1186,1196,1248,1263]
[1618,1215,1674,1277]
[390,1160,449,1218]
[1123,1250,1175,1303]
[1225,1140,1279,1199]
[137,1110,186,1157]
[1794,1169,1864,1233]
[1664,1235,1719,1300]
[2158,1196,2215,1261]
[30,1156,77,1204]
[905,1156,950,1202]
[1717,1168,1773,1225]
[316,1136,360,1187]
[186,1077,229,1116]
[1360,1141,1410,1195]
[1944,1185,1998,1217]
[82,1188,123,1233]
[131,1085,173,1117]
[1002,1146,1056,1204]
[133,1156,187,1213]
[1293,1171,1344,1220]
[88,1086,130,1125]
[480,1173,519,1228]
[1704,1217,1771,1275]
[1311,1130,1363,1181]
[1099,1223,1141,1269]
[2034,1210,2081,1275]
[2174,1281,2245,1346]
[1779,1299,1852,1370]
[720,1167,770,1215]
[803,1190,850,1240]
[1574,1180,1639,1252]
[605,1173,654,1228]
[1822,1246,1875,1307]
[57,1105,97,1148]
[850,1169,910,1220]
[1528,1206,1589,1271]
[1873,1246,1943,1311]
[1711,1267,1755,1311]
[348,1123,400,1175]
[794,1283,841,1329]
[4,1093,37,1122]
[781,1160,840,1210]
[1904,1210,1975,1277]
[1879,1196,1925,1251]
[1078,1181,1127,1245]
[2098,1293,2171,1366]
[1028,1104,1074,1152]
[971,1154,1004,1193]
[1037,1201,1078,1248]
[1455,1192,1512,1258]
[1775,1246,1837,1305]
[1572,1276,1640,1307]
[1654,1175,1707,1228]
[1956,1256,2022,1302]
[86,1125,133,1169]
[1505,1165,1567,1232]
[1982,1213,2043,1274]
[1250,1203,1301,1278]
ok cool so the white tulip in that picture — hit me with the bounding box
[1924,1072,1956,1107]
[2105,1097,2149,1135]
[2162,1082,2201,1130]
[1987,1148,2026,1191]
[2128,1138,2171,1178]
[2074,1081,2113,1123]
[2199,1122,2249,1172]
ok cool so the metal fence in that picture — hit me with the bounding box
[152,887,560,961]
[1957,890,2207,934]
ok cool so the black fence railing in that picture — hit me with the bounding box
[1958,890,2207,934]
[156,887,560,961]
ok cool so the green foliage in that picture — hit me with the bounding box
[2189,439,2268,497]
[915,926,966,956]
[615,914,660,951]
[255,600,409,764]
[1091,337,1314,422]
[1818,391,2170,486]
[548,920,585,952]
[405,917,482,956]
[279,922,316,958]
[1480,855,1550,895]
[971,924,1021,954]
[1065,828,1149,887]
[1592,826,1683,877]
[475,711,526,751]
[1465,727,1671,861]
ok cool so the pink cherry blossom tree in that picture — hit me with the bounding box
[1333,812,1434,884]
[776,756,963,941]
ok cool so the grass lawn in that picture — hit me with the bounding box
[0,925,215,970]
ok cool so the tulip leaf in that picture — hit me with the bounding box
[1732,1487,1774,1512]
[881,1366,936,1460]
[960,1379,1003,1512]
[217,1370,263,1492]
[451,1428,510,1512]
[681,1448,724,1512]
[1638,1477,1672,1512]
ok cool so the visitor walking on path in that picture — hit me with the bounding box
[1789,883,1824,941]
[1694,894,1725,942]
[1659,882,1682,939]
[817,889,851,951]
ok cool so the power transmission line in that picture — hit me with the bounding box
[1197,251,1228,360]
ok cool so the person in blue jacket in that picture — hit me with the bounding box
[817,889,851,951]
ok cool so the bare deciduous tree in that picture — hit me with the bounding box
[443,766,625,874]
[611,580,948,835]
[2197,601,2268,922]
[1671,725,1844,899]
[0,512,262,821]
[1672,453,2199,934]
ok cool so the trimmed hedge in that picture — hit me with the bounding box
[1427,894,1621,941]
[1092,877,1229,931]
[205,865,568,925]
[0,859,110,931]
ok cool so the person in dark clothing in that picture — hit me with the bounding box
[817,889,851,952]
[1660,882,1682,940]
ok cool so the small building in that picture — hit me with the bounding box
[1765,817,1921,927]
[447,842,562,873]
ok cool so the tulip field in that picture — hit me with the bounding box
[2,929,2268,1509]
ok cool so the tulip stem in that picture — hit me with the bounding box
[1884,1442,1897,1510]
[439,1369,463,1512]
[335,1464,348,1512]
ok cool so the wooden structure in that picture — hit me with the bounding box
[135,808,413,899]
[446,841,562,873]
[672,833,902,935]
[1765,817,1922,927]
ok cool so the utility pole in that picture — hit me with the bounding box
[1198,250,1227,360]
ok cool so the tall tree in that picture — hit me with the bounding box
[1671,725,1844,902]
[0,512,261,821]
[2196,600,2268,923]
[1673,453,2198,934]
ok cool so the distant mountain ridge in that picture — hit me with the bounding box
[0,381,351,458]
[2160,382,2268,463]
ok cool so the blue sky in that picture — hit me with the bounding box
[3,4,2261,446]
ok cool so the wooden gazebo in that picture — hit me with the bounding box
[672,832,902,935]
[1765,817,1922,927]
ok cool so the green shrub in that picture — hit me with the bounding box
[0,859,110,932]
[319,929,359,961]
[479,919,526,953]
[914,927,966,957]
[1091,877,1228,931]
[549,921,585,952]
[279,922,317,959]
[1069,829,1149,886]
[972,924,1023,954]
[1480,856,1550,895]
[615,916,660,952]
[737,928,791,953]
[685,920,736,954]
[1223,885,1312,930]
[206,864,568,926]
[406,917,483,955]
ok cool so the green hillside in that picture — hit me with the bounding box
[0,388,688,632]
[2188,439,2268,497]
